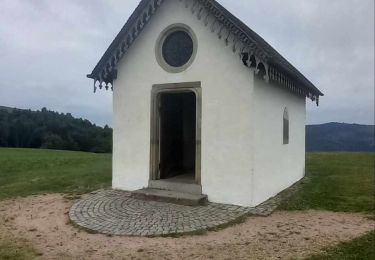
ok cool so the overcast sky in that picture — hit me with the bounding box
[0,0,373,126]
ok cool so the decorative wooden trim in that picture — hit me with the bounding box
[88,0,164,92]
[88,0,322,105]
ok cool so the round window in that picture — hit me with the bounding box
[162,31,193,67]
[156,24,197,73]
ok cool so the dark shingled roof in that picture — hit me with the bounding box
[88,0,151,82]
[88,0,323,98]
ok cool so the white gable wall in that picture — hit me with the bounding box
[112,0,256,206]
[251,77,306,205]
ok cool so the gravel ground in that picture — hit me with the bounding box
[0,194,374,260]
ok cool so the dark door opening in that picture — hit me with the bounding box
[159,91,196,181]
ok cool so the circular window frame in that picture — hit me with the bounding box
[155,24,198,73]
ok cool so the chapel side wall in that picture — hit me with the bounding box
[252,76,306,206]
[112,0,256,206]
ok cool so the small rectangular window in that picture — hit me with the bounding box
[283,108,289,144]
[283,118,289,144]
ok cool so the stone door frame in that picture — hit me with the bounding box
[150,81,202,184]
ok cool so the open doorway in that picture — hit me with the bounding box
[150,82,201,188]
[159,92,196,181]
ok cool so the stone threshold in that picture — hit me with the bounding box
[131,188,208,206]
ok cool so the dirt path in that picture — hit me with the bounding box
[0,194,373,260]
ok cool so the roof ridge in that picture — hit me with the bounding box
[87,0,323,101]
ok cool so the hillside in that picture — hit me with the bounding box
[0,107,373,153]
[0,107,112,153]
[306,123,375,152]
[0,106,14,113]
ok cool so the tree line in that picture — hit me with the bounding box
[0,107,112,153]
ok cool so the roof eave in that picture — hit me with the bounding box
[269,59,323,97]
[87,0,324,99]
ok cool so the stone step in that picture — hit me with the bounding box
[131,188,208,206]
[149,179,202,195]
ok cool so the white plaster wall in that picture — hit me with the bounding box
[251,76,306,206]
[112,0,256,206]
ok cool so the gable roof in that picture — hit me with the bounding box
[87,0,323,104]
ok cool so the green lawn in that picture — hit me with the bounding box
[0,149,374,259]
[1,150,373,212]
[0,148,111,200]
[306,230,375,260]
[279,152,375,213]
[0,238,40,260]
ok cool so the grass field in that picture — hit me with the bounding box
[0,148,111,200]
[0,148,374,259]
[306,230,375,260]
[280,152,375,213]
[0,237,40,260]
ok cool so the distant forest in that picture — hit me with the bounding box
[306,123,375,152]
[0,107,374,153]
[0,107,112,153]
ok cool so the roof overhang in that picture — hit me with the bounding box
[87,0,323,105]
